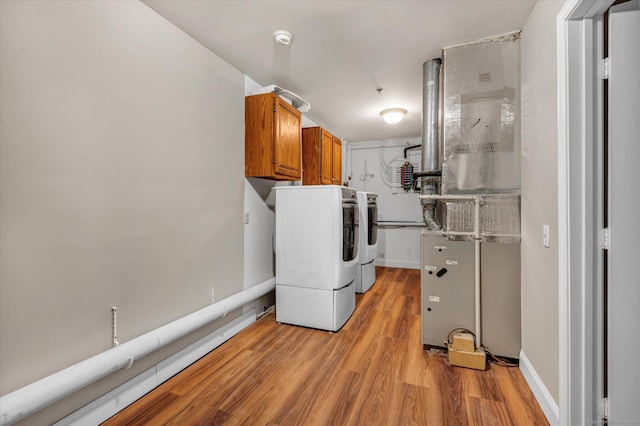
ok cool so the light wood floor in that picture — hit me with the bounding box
[104,267,548,425]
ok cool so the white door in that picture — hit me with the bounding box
[607,1,640,422]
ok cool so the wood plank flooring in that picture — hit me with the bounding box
[104,267,548,425]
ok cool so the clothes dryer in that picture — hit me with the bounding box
[275,185,359,331]
[355,192,378,293]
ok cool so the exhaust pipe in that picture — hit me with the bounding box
[421,58,441,230]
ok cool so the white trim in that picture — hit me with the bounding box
[55,311,257,425]
[520,350,560,426]
[557,1,612,425]
[374,259,419,270]
[556,4,574,426]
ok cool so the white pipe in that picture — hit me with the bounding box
[419,194,479,201]
[420,193,482,348]
[376,221,427,228]
[442,29,521,50]
[0,278,275,425]
[474,197,481,348]
[445,231,477,237]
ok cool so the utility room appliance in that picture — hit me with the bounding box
[418,33,522,360]
[275,185,359,331]
[355,191,378,293]
[421,230,520,358]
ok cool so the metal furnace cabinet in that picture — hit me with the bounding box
[421,231,521,359]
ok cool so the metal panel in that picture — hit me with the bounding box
[421,233,475,347]
[607,1,640,422]
[481,241,521,358]
[442,34,521,194]
[421,231,521,358]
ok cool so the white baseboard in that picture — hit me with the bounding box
[56,310,256,425]
[519,350,560,426]
[375,259,420,269]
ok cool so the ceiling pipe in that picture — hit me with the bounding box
[421,58,442,230]
[0,278,276,425]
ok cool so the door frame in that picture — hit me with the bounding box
[557,1,612,424]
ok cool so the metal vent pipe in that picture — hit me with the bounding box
[421,58,442,230]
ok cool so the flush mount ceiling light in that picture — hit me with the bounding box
[273,30,292,45]
[380,108,407,124]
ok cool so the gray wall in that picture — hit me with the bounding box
[520,0,565,404]
[0,1,244,422]
[347,140,424,269]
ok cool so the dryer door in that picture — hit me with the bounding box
[342,200,359,262]
[367,201,378,246]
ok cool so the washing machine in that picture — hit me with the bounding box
[355,192,378,293]
[275,185,359,331]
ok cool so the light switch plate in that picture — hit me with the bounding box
[543,225,550,248]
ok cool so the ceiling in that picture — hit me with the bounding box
[143,0,535,143]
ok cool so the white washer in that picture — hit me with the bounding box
[275,185,359,331]
[355,192,378,293]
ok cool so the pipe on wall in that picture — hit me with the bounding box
[0,278,276,425]
[421,59,442,230]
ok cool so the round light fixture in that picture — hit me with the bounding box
[273,30,292,45]
[380,108,407,124]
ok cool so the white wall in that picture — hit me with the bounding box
[520,0,565,407]
[240,74,280,316]
[0,1,245,423]
[243,76,278,290]
[347,140,424,269]
[242,76,319,293]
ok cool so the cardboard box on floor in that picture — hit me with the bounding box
[452,332,475,352]
[448,332,486,370]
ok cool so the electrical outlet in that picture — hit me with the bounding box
[406,248,412,255]
[543,225,550,248]
[211,287,215,304]
[244,211,250,224]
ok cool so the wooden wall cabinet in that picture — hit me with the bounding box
[245,93,302,180]
[332,135,342,185]
[302,126,342,185]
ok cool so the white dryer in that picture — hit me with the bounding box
[275,185,359,331]
[355,192,378,293]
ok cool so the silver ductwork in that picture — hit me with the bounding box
[421,58,441,230]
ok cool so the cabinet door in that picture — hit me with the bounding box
[332,136,342,184]
[320,130,333,184]
[273,97,302,178]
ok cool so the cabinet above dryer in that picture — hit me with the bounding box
[245,93,302,181]
[302,126,342,185]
